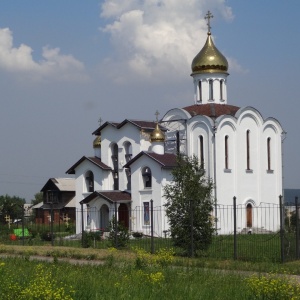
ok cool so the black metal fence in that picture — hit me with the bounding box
[1,196,299,263]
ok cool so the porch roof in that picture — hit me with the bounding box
[80,190,131,204]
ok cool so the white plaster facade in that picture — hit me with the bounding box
[66,27,284,236]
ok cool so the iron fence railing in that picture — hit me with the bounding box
[1,196,299,263]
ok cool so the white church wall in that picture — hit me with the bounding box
[215,118,237,206]
[128,155,170,236]
[188,116,214,178]
[72,160,111,233]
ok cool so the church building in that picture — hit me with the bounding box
[66,12,284,236]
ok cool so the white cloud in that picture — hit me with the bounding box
[0,28,88,82]
[99,0,242,83]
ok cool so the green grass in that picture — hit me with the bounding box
[0,256,250,300]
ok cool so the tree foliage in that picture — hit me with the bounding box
[0,194,26,224]
[164,154,215,256]
[31,192,43,206]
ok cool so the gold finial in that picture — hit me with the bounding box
[155,110,160,122]
[205,11,214,34]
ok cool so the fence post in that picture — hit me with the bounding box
[81,203,84,247]
[114,201,118,248]
[295,196,299,260]
[279,195,285,263]
[190,199,194,258]
[150,199,154,254]
[233,196,237,260]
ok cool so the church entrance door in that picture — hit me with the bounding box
[246,203,252,228]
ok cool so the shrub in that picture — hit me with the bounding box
[108,217,130,248]
[246,272,300,299]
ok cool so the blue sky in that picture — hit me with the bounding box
[0,1,299,202]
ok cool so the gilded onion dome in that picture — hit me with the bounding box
[150,123,165,143]
[191,32,228,75]
[93,135,101,148]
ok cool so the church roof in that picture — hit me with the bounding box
[92,119,165,135]
[124,152,177,169]
[66,156,111,174]
[80,190,131,204]
[183,103,240,118]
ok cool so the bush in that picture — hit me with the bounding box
[40,231,55,242]
[108,217,130,248]
[132,232,143,238]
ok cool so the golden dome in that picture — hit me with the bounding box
[191,33,228,75]
[93,135,101,148]
[150,123,165,143]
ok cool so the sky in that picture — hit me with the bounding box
[0,0,299,202]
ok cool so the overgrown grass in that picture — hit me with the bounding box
[1,245,300,299]
[0,255,249,299]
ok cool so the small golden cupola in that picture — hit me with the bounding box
[150,111,165,155]
[150,123,165,143]
[191,11,229,105]
[93,135,101,158]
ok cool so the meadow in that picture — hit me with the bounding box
[0,245,300,299]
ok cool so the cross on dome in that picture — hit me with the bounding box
[155,110,160,122]
[205,11,214,34]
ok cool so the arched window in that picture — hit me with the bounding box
[124,141,132,163]
[267,137,271,171]
[85,171,94,193]
[142,167,152,188]
[246,130,250,170]
[209,79,214,100]
[199,135,204,168]
[198,81,202,102]
[225,135,229,169]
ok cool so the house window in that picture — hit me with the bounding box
[246,130,250,170]
[225,135,229,169]
[209,79,213,100]
[199,135,204,168]
[143,202,150,225]
[198,81,202,102]
[85,171,94,193]
[142,167,152,188]
[267,137,271,171]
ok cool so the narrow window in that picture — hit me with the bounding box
[200,135,204,168]
[209,80,213,100]
[246,130,250,170]
[176,131,180,154]
[111,143,119,190]
[124,142,132,163]
[198,81,202,102]
[142,167,152,188]
[267,137,271,170]
[220,80,223,100]
[143,202,150,225]
[246,203,252,228]
[225,135,229,169]
[85,171,94,193]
